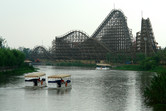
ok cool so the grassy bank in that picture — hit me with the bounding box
[112,64,142,71]
[0,65,36,76]
[112,64,166,72]
[55,61,96,67]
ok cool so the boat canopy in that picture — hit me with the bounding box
[24,72,46,78]
[96,63,111,66]
[48,74,71,78]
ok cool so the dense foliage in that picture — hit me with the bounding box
[144,70,166,105]
[18,47,31,59]
[0,37,7,48]
[0,48,25,67]
[139,56,160,70]
[142,48,166,105]
[157,47,166,64]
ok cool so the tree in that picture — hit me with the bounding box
[0,36,6,48]
[18,47,31,59]
[106,53,111,63]
[134,53,145,63]
[157,47,166,64]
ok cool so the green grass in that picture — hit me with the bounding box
[112,64,166,72]
[56,61,96,67]
[0,65,36,76]
[112,65,142,71]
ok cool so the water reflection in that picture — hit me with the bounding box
[48,88,71,95]
[0,66,157,111]
[0,74,24,88]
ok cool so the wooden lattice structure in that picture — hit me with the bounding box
[52,9,133,60]
[31,46,51,60]
[31,10,159,61]
[136,18,158,55]
[91,9,133,53]
[52,30,89,59]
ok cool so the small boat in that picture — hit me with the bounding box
[96,63,111,70]
[24,72,47,88]
[48,74,71,89]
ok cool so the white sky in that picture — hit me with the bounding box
[0,0,165,49]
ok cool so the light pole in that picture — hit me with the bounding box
[144,37,147,57]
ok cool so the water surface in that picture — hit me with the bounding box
[0,66,156,111]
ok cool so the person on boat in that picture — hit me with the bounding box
[33,79,37,86]
[57,80,61,87]
[61,78,64,83]
[57,78,64,88]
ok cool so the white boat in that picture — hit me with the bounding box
[48,74,72,89]
[96,63,111,70]
[24,72,47,88]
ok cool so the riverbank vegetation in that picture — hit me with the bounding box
[113,47,166,72]
[144,70,166,105]
[113,55,165,72]
[0,37,36,75]
[0,65,36,75]
[0,48,36,75]
[109,48,166,106]
[55,60,96,67]
[0,48,25,67]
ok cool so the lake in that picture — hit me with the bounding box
[0,65,156,111]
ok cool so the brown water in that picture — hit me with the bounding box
[0,65,158,111]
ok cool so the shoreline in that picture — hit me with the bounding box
[0,65,36,76]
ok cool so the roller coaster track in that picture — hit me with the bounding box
[31,46,52,59]
[91,9,132,53]
[53,30,90,59]
[52,9,133,60]
[142,18,157,54]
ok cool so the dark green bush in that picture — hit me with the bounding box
[0,48,25,67]
[144,70,166,105]
[140,56,160,70]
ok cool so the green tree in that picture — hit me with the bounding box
[0,36,7,48]
[139,56,160,70]
[18,47,31,59]
[0,48,5,66]
[12,49,25,66]
[134,53,145,63]
[106,53,111,63]
[157,47,166,64]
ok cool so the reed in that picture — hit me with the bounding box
[144,70,166,105]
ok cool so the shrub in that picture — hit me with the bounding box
[140,56,160,70]
[144,70,166,105]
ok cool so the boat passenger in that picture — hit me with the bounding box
[33,79,37,86]
[57,80,61,87]
[38,77,40,81]
[61,78,64,83]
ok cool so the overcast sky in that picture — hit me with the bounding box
[0,0,165,49]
